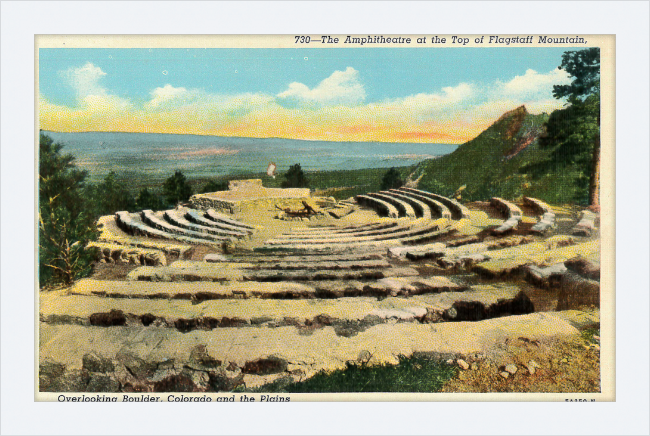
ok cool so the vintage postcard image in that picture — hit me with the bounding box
[36,34,614,401]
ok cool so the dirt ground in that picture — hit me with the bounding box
[441,328,600,393]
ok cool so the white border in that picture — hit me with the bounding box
[2,1,649,435]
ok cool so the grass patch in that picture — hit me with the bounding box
[580,325,600,344]
[255,355,457,393]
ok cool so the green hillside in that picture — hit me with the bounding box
[412,105,588,205]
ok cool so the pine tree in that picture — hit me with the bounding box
[39,133,98,286]
[163,170,193,205]
[281,164,309,188]
[381,167,404,190]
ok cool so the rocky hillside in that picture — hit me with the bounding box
[412,105,587,205]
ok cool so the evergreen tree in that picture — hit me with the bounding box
[381,167,404,190]
[39,133,98,286]
[85,171,136,216]
[546,48,600,205]
[163,170,193,205]
[136,188,165,211]
[281,164,309,188]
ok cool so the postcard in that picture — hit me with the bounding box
[35,34,614,402]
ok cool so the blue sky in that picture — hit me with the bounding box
[39,47,573,143]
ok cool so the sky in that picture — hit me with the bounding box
[39,47,572,144]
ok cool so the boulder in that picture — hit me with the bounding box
[82,352,115,373]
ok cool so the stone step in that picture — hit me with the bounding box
[242,267,420,282]
[228,253,385,263]
[523,263,568,288]
[491,217,521,235]
[290,221,398,233]
[389,189,451,219]
[164,210,249,238]
[274,222,415,240]
[380,190,432,219]
[87,241,167,266]
[184,210,254,234]
[247,259,392,271]
[523,197,552,214]
[307,276,467,298]
[489,198,523,235]
[436,236,536,269]
[490,197,523,218]
[127,264,247,282]
[355,195,400,218]
[398,188,470,219]
[98,215,193,258]
[173,258,391,271]
[265,224,455,252]
[205,209,256,230]
[115,211,218,247]
[141,210,231,242]
[473,240,598,278]
[366,192,416,219]
[388,243,446,259]
[126,262,419,283]
[266,220,444,245]
[39,309,595,391]
[41,285,529,332]
[66,275,466,301]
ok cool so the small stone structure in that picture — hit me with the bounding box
[189,179,312,214]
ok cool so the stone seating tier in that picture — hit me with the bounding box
[390,189,452,220]
[399,188,470,219]
[381,190,432,219]
[141,210,231,242]
[164,210,248,238]
[365,192,416,218]
[355,195,399,218]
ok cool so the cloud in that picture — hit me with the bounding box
[41,63,572,144]
[277,67,366,106]
[61,62,108,99]
[497,68,571,99]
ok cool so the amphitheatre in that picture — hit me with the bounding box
[39,178,601,393]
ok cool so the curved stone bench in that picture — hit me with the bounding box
[572,210,597,236]
[489,198,522,235]
[366,192,416,219]
[490,197,523,219]
[274,223,414,240]
[522,198,555,234]
[205,209,255,230]
[266,221,439,245]
[399,188,469,219]
[381,190,431,219]
[99,215,192,257]
[291,222,399,234]
[523,197,552,214]
[165,210,248,238]
[185,210,253,235]
[355,195,399,218]
[115,211,216,246]
[397,224,454,245]
[390,189,452,220]
[141,210,231,243]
